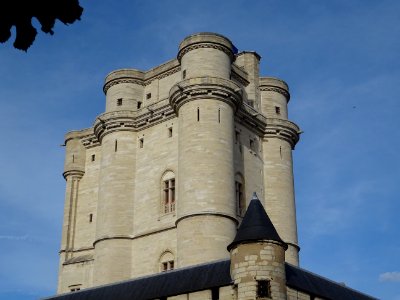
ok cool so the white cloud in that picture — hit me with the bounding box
[379,272,400,282]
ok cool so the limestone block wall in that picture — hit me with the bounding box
[57,32,301,293]
[133,119,178,234]
[230,243,287,300]
[93,130,137,285]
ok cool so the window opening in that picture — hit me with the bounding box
[235,181,245,217]
[250,139,255,151]
[163,178,175,213]
[89,214,93,223]
[137,101,142,109]
[235,131,240,144]
[182,70,186,79]
[275,106,281,114]
[218,108,221,123]
[72,154,75,163]
[91,154,95,162]
[248,100,254,107]
[139,138,144,148]
[160,251,175,272]
[197,107,200,121]
[212,287,219,300]
[114,140,118,152]
[168,127,173,138]
[117,98,122,106]
[257,280,271,298]
[146,93,151,100]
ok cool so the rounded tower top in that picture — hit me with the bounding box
[177,32,237,62]
[259,76,290,101]
[103,69,144,94]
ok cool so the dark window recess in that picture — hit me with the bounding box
[212,287,219,300]
[146,93,151,100]
[275,106,281,114]
[197,108,200,121]
[248,100,254,107]
[117,98,122,106]
[72,154,75,163]
[139,138,144,148]
[218,108,221,123]
[235,131,240,144]
[168,127,173,138]
[137,101,142,109]
[91,154,95,162]
[89,214,93,223]
[115,140,118,152]
[257,280,271,298]
[250,139,255,151]
[182,70,186,79]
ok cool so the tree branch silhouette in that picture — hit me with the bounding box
[0,0,83,51]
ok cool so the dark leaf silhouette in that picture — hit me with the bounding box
[0,0,83,51]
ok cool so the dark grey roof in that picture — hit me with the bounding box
[42,260,231,300]
[42,260,377,300]
[285,263,377,300]
[227,193,286,251]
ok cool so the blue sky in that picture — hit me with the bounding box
[0,0,399,299]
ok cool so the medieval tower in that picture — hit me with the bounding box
[58,32,301,294]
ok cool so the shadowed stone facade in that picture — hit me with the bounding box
[52,33,373,300]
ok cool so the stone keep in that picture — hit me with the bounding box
[58,32,301,293]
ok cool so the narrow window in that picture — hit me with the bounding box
[91,154,95,162]
[280,146,282,159]
[117,98,122,106]
[114,140,118,152]
[197,107,200,122]
[139,138,144,148]
[72,154,75,163]
[168,127,173,138]
[163,178,175,213]
[235,131,240,144]
[218,108,221,123]
[212,287,219,300]
[146,93,151,100]
[257,280,271,298]
[182,70,186,79]
[235,181,244,217]
[89,214,93,223]
[250,139,255,151]
[275,106,281,114]
[137,101,142,109]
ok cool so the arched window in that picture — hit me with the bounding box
[235,173,245,217]
[159,251,174,272]
[161,171,175,214]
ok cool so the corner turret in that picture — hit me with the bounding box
[229,193,287,300]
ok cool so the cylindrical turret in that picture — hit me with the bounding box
[92,85,137,284]
[178,32,235,80]
[260,77,290,119]
[103,69,145,112]
[228,194,287,300]
[60,132,86,261]
[235,51,261,109]
[260,77,300,266]
[171,33,241,267]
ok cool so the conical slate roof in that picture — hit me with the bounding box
[227,193,287,251]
